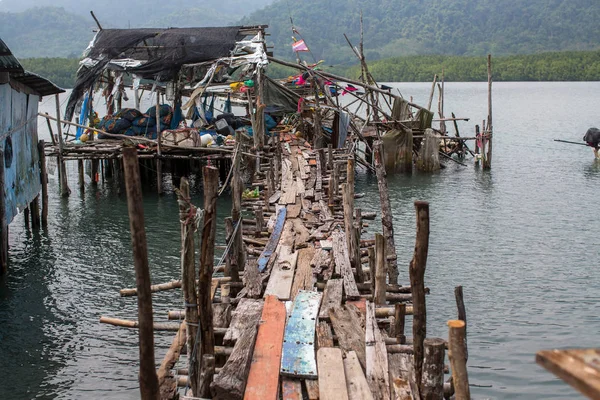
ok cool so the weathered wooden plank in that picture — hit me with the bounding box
[281,378,303,400]
[316,321,334,349]
[268,191,281,204]
[287,198,302,219]
[296,175,306,195]
[223,298,264,345]
[305,379,320,400]
[366,302,391,400]
[329,304,365,369]
[343,351,375,400]
[318,200,334,222]
[292,218,311,245]
[537,349,600,400]
[280,158,296,205]
[317,348,349,400]
[257,206,287,272]
[211,324,258,400]
[332,229,360,300]
[311,248,331,276]
[291,246,317,299]
[298,155,309,179]
[388,353,415,400]
[281,290,322,378]
[316,153,323,191]
[264,249,298,301]
[318,279,343,319]
[244,295,286,400]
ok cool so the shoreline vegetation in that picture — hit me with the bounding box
[20,50,600,89]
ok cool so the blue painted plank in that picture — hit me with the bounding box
[280,290,322,378]
[257,206,287,272]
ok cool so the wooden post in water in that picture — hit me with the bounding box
[421,338,446,400]
[447,320,470,400]
[122,146,159,400]
[485,54,493,169]
[23,206,30,230]
[78,160,85,193]
[0,150,7,275]
[455,286,468,361]
[177,177,201,395]
[374,233,387,305]
[342,183,357,273]
[427,74,438,111]
[410,200,429,389]
[37,141,48,228]
[155,93,163,195]
[199,166,218,361]
[373,140,398,283]
[55,94,70,197]
[30,196,41,230]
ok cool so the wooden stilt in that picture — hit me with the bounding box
[373,140,398,283]
[30,196,41,230]
[448,320,470,400]
[177,177,201,396]
[0,150,7,274]
[421,338,445,400]
[55,94,70,197]
[37,141,48,228]
[374,233,387,305]
[156,93,163,195]
[122,146,159,400]
[410,200,429,388]
[485,54,493,169]
[24,206,30,229]
[78,159,85,192]
[230,148,243,283]
[199,166,218,359]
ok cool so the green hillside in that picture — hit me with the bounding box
[243,0,600,64]
[0,7,94,58]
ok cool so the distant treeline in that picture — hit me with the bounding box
[19,50,600,89]
[349,51,600,82]
[19,58,79,89]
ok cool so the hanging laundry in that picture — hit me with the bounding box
[341,84,359,96]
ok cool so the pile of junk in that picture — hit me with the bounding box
[63,25,291,149]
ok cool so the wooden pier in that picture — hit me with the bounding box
[102,128,472,400]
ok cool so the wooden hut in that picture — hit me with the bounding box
[0,37,65,274]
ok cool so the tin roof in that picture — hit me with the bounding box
[0,37,64,95]
[0,38,24,73]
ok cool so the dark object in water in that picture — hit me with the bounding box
[583,127,600,148]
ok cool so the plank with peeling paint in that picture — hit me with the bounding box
[257,206,287,272]
[244,295,286,400]
[281,290,322,378]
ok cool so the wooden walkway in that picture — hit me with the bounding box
[104,131,470,400]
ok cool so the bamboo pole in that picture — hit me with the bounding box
[177,177,201,396]
[199,166,218,360]
[410,200,430,389]
[122,146,159,400]
[374,233,387,305]
[373,141,398,283]
[37,141,48,228]
[0,150,7,275]
[447,320,470,400]
[55,95,70,197]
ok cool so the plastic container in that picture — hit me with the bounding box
[200,134,214,147]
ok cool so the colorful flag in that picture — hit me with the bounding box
[292,39,309,52]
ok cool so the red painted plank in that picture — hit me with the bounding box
[281,378,303,400]
[244,295,286,400]
[346,298,367,316]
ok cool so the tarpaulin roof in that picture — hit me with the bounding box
[66,26,250,120]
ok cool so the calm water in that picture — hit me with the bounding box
[1,82,599,399]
